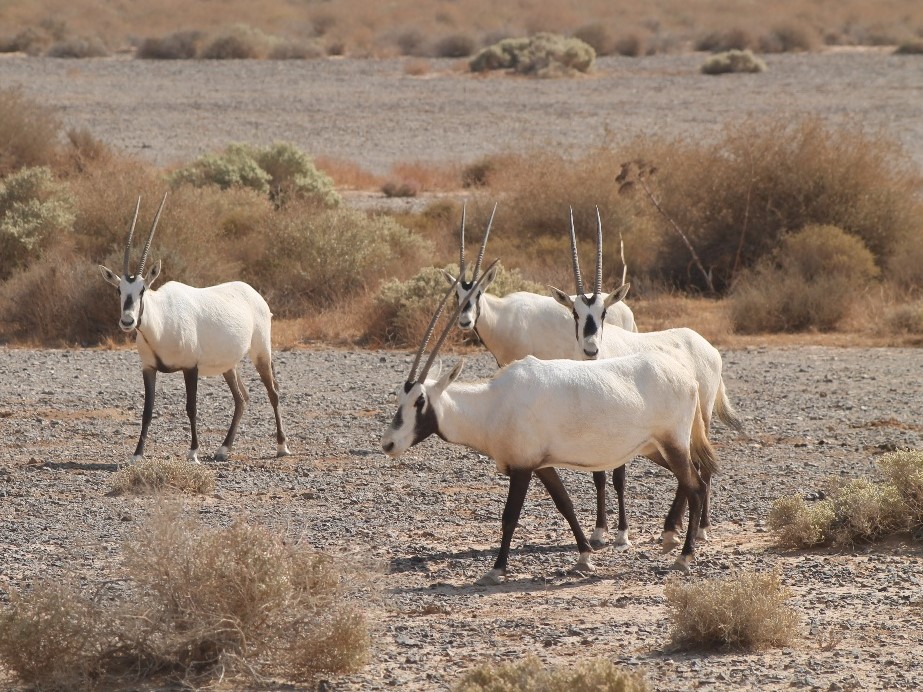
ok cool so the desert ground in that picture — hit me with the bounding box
[1,50,923,690]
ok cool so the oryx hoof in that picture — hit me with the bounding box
[277,442,291,457]
[215,446,230,462]
[660,531,681,553]
[696,527,710,541]
[571,552,596,575]
[475,568,506,586]
[671,554,694,574]
[130,454,144,464]
[589,527,609,549]
[187,449,200,464]
[612,530,632,551]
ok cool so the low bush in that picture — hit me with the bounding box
[381,179,420,198]
[109,458,216,495]
[827,478,907,544]
[434,33,477,58]
[46,35,109,58]
[768,494,835,549]
[694,28,756,52]
[879,450,923,527]
[759,24,820,53]
[269,38,325,60]
[730,225,879,332]
[0,86,60,174]
[885,302,923,335]
[200,24,272,59]
[0,508,371,688]
[664,570,800,650]
[0,166,76,279]
[170,142,339,207]
[613,33,645,57]
[136,30,205,59]
[701,49,766,74]
[895,39,923,55]
[469,32,595,77]
[455,654,648,692]
[573,22,616,56]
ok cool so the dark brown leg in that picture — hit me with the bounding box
[535,467,594,573]
[478,468,532,585]
[254,356,290,456]
[183,366,199,463]
[611,464,631,548]
[217,367,246,462]
[590,471,609,547]
[133,367,156,461]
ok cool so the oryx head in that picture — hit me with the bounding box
[548,207,629,359]
[440,203,499,331]
[97,193,168,333]
[382,258,499,458]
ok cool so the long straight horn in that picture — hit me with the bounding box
[137,192,168,277]
[619,231,628,286]
[408,273,462,384]
[123,196,141,276]
[459,202,467,282]
[568,207,585,296]
[472,202,497,280]
[594,206,603,297]
[419,258,499,382]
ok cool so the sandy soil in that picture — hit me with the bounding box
[1,50,922,174]
[1,345,922,690]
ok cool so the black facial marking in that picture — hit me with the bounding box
[122,294,134,313]
[391,408,404,430]
[412,398,440,446]
[583,315,598,338]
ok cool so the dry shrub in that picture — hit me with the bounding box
[46,35,109,57]
[664,570,799,650]
[433,32,477,58]
[759,23,820,53]
[695,27,756,52]
[109,458,216,495]
[701,49,766,74]
[455,654,648,692]
[389,161,460,191]
[0,86,60,175]
[200,24,272,59]
[827,478,908,544]
[895,39,923,54]
[469,32,595,77]
[886,228,923,290]
[573,22,616,56]
[629,117,923,292]
[135,30,205,59]
[613,32,645,57]
[768,494,836,549]
[884,301,923,335]
[269,38,325,59]
[0,508,371,688]
[381,179,419,198]
[878,450,923,528]
[730,225,879,333]
[314,155,383,189]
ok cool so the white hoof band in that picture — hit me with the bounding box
[476,568,506,586]
[612,530,632,549]
[277,442,291,457]
[671,555,693,573]
[660,531,681,553]
[696,527,709,541]
[589,527,609,547]
[572,552,596,574]
[187,449,200,464]
[215,446,229,462]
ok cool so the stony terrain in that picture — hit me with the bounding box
[1,345,922,690]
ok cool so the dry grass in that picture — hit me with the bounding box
[0,86,60,175]
[455,654,648,692]
[769,451,923,549]
[664,570,800,650]
[109,457,216,495]
[0,506,373,689]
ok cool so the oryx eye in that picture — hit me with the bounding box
[415,394,425,408]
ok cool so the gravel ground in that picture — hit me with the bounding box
[1,345,922,690]
[1,50,922,174]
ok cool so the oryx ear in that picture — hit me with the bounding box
[548,285,575,310]
[441,269,457,285]
[146,259,163,288]
[604,283,630,308]
[480,262,499,291]
[98,265,121,287]
[432,359,465,398]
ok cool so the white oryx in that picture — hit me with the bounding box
[98,194,291,464]
[381,265,717,583]
[440,205,636,549]
[549,208,743,548]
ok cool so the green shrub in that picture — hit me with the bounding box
[470,32,595,77]
[664,570,800,650]
[0,86,60,174]
[136,30,205,59]
[701,49,766,74]
[369,262,541,347]
[170,142,339,207]
[455,654,648,692]
[0,167,76,279]
[730,225,878,332]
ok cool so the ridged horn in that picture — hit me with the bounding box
[594,206,603,297]
[459,202,467,282]
[472,203,497,280]
[137,192,168,277]
[408,273,462,384]
[568,207,585,296]
[123,196,141,276]
[619,231,628,286]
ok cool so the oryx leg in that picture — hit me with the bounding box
[535,467,594,574]
[590,471,609,548]
[216,367,247,462]
[478,468,532,585]
[254,356,290,457]
[133,367,157,462]
[182,366,200,463]
[661,443,706,573]
[646,449,712,550]
[611,465,631,549]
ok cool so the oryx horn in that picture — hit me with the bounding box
[459,202,467,282]
[568,207,585,296]
[619,231,628,286]
[418,258,500,382]
[408,272,462,384]
[137,192,168,277]
[123,196,142,276]
[594,206,603,297]
[472,202,498,281]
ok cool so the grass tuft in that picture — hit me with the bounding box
[109,457,216,495]
[701,49,766,74]
[455,654,648,692]
[664,570,800,650]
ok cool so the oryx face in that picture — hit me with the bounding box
[381,381,437,458]
[441,262,499,331]
[573,294,605,359]
[98,261,162,333]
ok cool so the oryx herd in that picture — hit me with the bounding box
[100,196,742,585]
